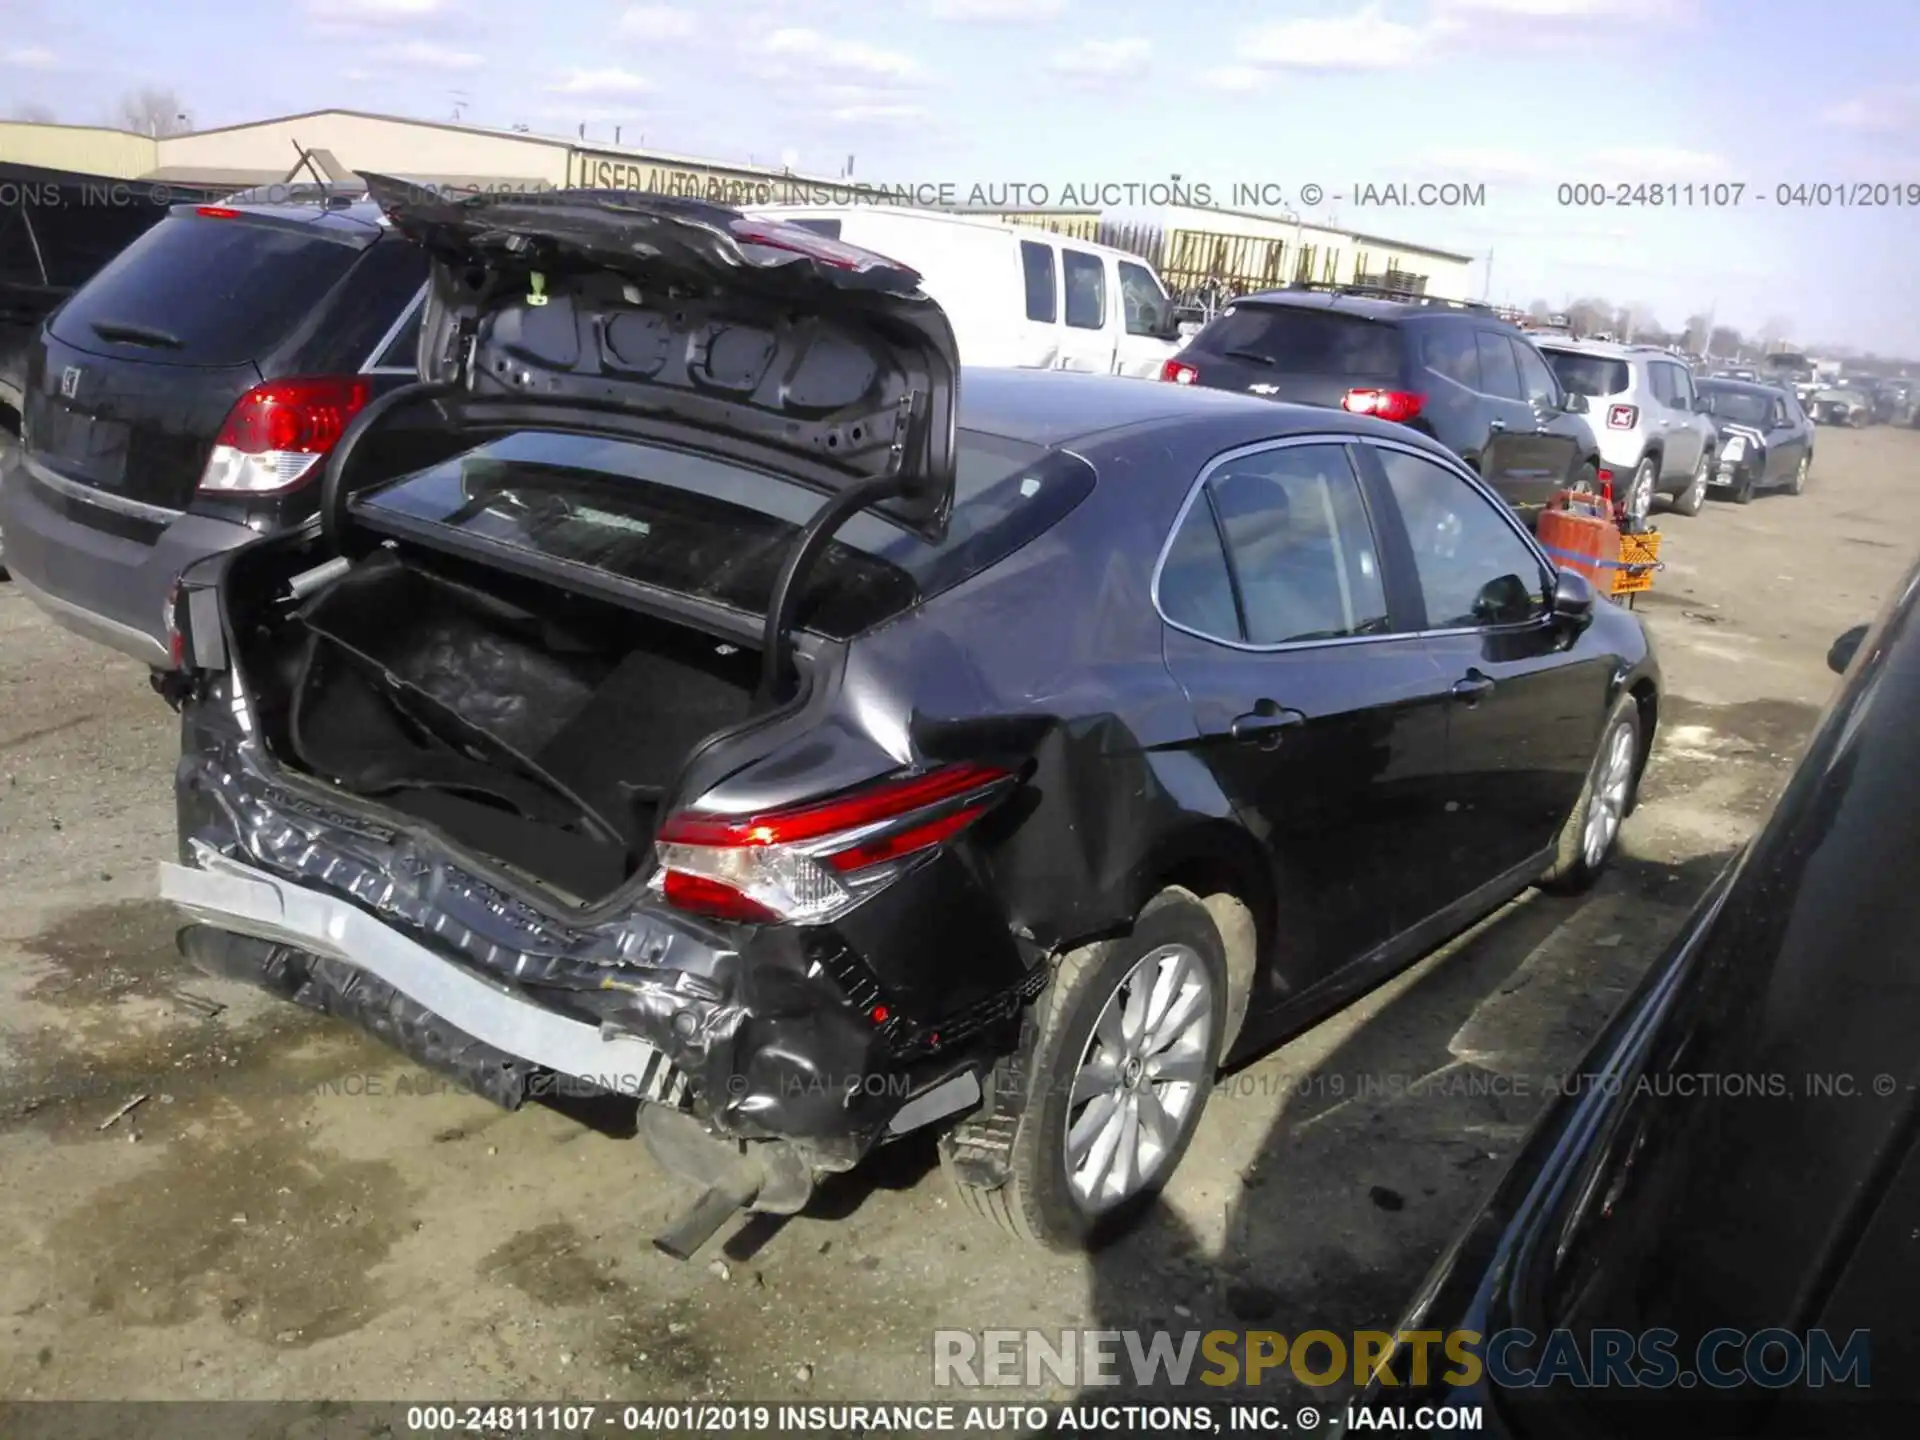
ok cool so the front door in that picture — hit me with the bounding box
[1362,442,1614,902]
[1113,257,1178,378]
[1055,246,1118,373]
[1156,439,1455,998]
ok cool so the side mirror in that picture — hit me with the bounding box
[1827,623,1870,676]
[1550,569,1597,630]
[1560,391,1590,414]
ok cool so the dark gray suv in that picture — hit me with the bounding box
[1,195,428,667]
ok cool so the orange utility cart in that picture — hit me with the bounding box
[1536,490,1662,605]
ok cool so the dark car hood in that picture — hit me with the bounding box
[359,172,961,541]
[1368,556,1920,1430]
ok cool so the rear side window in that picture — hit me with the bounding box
[1020,240,1056,323]
[1062,250,1105,329]
[1647,363,1679,405]
[1473,331,1523,400]
[1201,306,1400,376]
[51,213,363,366]
[1543,350,1630,398]
[1202,444,1387,645]
[1158,496,1241,640]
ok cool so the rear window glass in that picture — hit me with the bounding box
[1697,384,1773,425]
[354,429,1096,640]
[51,213,363,365]
[1200,305,1400,375]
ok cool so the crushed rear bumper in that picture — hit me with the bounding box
[167,729,992,1172]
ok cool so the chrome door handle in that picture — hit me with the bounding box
[1451,670,1496,706]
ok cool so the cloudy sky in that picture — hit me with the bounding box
[4,0,1918,352]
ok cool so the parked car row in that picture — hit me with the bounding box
[1155,288,1825,530]
[5,180,1662,1258]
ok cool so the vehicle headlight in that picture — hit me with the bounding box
[1721,436,1745,461]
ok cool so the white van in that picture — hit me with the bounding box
[745,206,1182,378]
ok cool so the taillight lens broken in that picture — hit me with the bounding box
[652,762,1016,925]
[199,376,371,494]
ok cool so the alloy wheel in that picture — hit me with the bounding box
[1064,942,1215,1214]
[1792,456,1808,494]
[1582,721,1637,870]
[1629,459,1657,523]
[1685,453,1709,511]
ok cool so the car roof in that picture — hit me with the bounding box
[1534,338,1669,361]
[956,367,1392,447]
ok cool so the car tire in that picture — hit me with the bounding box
[1733,469,1756,505]
[1541,696,1641,895]
[1624,456,1659,523]
[946,887,1228,1250]
[1669,451,1709,517]
[1789,454,1809,495]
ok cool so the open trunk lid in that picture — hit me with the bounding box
[346,173,961,542]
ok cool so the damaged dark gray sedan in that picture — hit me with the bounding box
[158,178,1659,1254]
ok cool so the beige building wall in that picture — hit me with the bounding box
[156,112,570,185]
[0,122,159,177]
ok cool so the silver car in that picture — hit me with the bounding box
[1536,340,1720,522]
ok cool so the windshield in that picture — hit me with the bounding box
[1541,349,1630,398]
[354,429,1094,640]
[1698,385,1773,425]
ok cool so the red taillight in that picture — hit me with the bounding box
[653,762,1015,925]
[1161,359,1199,385]
[1607,403,1638,429]
[195,205,242,219]
[199,376,371,494]
[1342,388,1425,423]
[164,580,187,668]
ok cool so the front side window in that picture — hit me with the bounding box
[1474,331,1523,400]
[1510,338,1562,407]
[1200,444,1388,645]
[1062,250,1105,330]
[1374,447,1549,628]
[1116,260,1168,337]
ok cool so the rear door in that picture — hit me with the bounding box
[1186,301,1402,408]
[1156,438,1455,992]
[1647,361,1701,478]
[1055,246,1117,373]
[1762,391,1807,484]
[1016,236,1063,369]
[25,207,378,515]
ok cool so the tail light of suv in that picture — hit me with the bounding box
[1161,359,1199,385]
[652,762,1018,925]
[1341,389,1424,423]
[198,376,371,494]
[1606,403,1638,429]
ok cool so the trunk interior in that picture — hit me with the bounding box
[241,543,765,903]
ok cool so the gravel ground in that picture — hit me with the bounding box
[1,425,1916,1411]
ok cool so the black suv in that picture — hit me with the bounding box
[1161,286,1600,522]
[0,190,431,666]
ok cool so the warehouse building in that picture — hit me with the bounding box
[0,108,1477,298]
